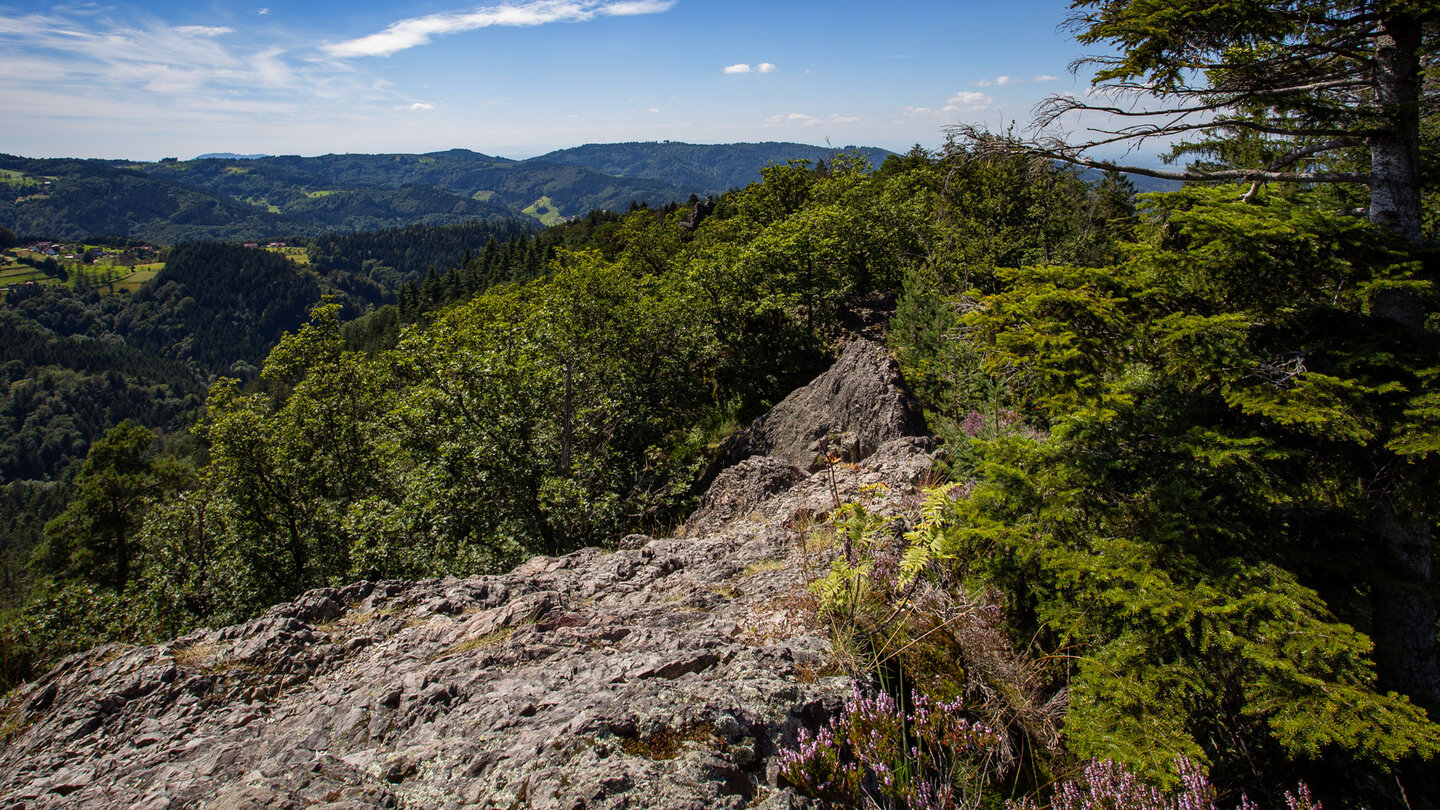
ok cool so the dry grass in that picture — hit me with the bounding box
[708,582,741,599]
[803,524,838,553]
[794,659,845,684]
[171,641,220,669]
[739,559,786,578]
[440,625,517,658]
[0,699,28,747]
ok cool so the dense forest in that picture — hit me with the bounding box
[0,218,569,620]
[0,154,525,244]
[2,1,1438,800]
[3,123,1435,805]
[1,144,901,243]
[532,141,897,195]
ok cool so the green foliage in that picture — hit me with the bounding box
[8,135,1428,810]
[36,421,190,592]
[908,187,1440,798]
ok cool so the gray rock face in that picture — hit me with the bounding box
[724,339,926,473]
[0,341,937,810]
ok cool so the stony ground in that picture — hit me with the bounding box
[0,339,936,809]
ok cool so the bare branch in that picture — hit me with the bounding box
[947,123,1372,185]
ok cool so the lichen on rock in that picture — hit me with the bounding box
[0,339,937,809]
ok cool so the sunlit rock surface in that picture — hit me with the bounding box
[0,339,936,809]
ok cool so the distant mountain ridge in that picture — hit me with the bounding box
[194,153,272,160]
[2,142,1181,243]
[4,142,899,242]
[533,141,897,194]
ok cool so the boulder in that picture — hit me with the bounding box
[0,335,939,810]
[722,338,926,472]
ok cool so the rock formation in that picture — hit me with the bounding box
[0,338,937,809]
[721,337,926,472]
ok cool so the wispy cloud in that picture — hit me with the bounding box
[404,101,436,110]
[975,75,1021,87]
[1033,74,1059,82]
[943,91,993,112]
[724,62,776,75]
[0,11,295,95]
[324,0,675,59]
[763,112,858,127]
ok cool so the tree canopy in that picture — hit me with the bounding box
[961,0,1438,242]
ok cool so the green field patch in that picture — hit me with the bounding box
[305,189,341,199]
[522,196,562,226]
[471,190,495,201]
[0,169,41,188]
[0,266,47,283]
[240,196,283,213]
[224,166,251,176]
[113,267,160,293]
[268,247,309,265]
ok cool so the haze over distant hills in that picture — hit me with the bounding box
[1,142,901,243]
[532,141,896,195]
[193,153,272,161]
[1,141,1174,244]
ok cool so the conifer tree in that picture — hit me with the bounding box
[959,0,1437,243]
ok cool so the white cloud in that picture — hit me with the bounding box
[601,1,675,15]
[258,8,270,14]
[902,106,932,115]
[324,0,676,59]
[1032,74,1058,82]
[405,101,436,110]
[0,12,298,95]
[976,75,1020,87]
[648,107,660,113]
[763,112,857,128]
[726,62,776,75]
[943,91,993,112]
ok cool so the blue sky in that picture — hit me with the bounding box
[0,0,1125,161]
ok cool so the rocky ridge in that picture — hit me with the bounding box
[0,338,935,809]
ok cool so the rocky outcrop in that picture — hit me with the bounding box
[722,338,926,473]
[0,340,936,810]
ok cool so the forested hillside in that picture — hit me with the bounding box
[9,139,1437,804]
[0,155,524,244]
[533,141,896,194]
[2,136,1438,808]
[0,218,563,624]
[2,143,905,243]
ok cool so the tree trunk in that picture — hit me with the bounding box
[1369,493,1440,704]
[1368,7,1424,245]
[1364,8,1436,706]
